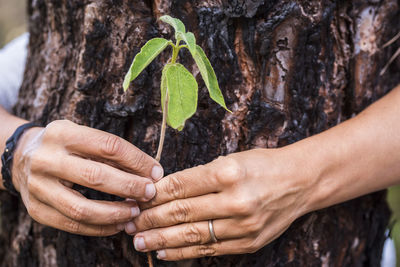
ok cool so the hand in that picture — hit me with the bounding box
[130,148,313,260]
[11,120,164,236]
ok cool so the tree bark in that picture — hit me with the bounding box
[1,0,399,266]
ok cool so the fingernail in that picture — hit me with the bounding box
[125,222,136,234]
[131,206,140,217]
[134,237,146,251]
[151,165,164,181]
[157,250,166,259]
[145,184,156,200]
[117,223,125,231]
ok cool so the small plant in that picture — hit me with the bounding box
[123,15,230,266]
[124,15,230,159]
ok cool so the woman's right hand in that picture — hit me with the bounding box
[11,120,164,236]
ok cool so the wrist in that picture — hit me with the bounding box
[287,131,353,214]
[11,126,43,193]
[278,144,324,217]
[252,147,320,218]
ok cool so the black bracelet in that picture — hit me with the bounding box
[1,122,40,196]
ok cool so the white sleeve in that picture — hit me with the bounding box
[0,33,29,112]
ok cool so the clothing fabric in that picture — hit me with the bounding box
[0,33,28,112]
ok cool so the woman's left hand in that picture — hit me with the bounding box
[128,148,315,261]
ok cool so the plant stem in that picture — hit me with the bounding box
[171,40,181,64]
[148,75,170,267]
[155,94,168,162]
[156,42,179,161]
[171,49,178,64]
[148,43,180,266]
[147,253,154,267]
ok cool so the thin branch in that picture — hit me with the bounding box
[380,47,400,76]
[382,31,400,49]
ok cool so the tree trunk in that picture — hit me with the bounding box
[1,0,399,266]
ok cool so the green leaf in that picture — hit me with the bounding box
[191,45,230,112]
[160,15,186,40]
[165,63,198,130]
[180,32,196,56]
[123,38,170,91]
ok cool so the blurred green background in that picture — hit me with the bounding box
[0,0,399,266]
[388,187,400,267]
[0,0,26,48]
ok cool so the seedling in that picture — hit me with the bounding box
[123,15,230,266]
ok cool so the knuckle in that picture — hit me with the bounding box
[68,203,88,222]
[232,196,252,216]
[155,232,168,248]
[141,211,158,228]
[30,150,48,173]
[231,193,258,216]
[182,224,202,245]
[245,239,261,254]
[129,151,147,172]
[101,135,123,157]
[126,179,140,197]
[215,156,244,185]
[82,163,103,186]
[242,218,263,235]
[44,120,70,140]
[98,225,107,236]
[109,209,123,224]
[197,245,216,257]
[26,204,39,220]
[176,249,185,260]
[43,121,59,137]
[65,220,81,234]
[170,201,190,223]
[167,175,185,199]
[26,176,40,194]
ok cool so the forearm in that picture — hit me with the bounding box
[292,84,400,212]
[0,106,27,189]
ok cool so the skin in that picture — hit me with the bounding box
[0,107,164,236]
[128,84,400,261]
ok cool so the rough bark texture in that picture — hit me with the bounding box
[1,0,399,266]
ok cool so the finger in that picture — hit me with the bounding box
[134,194,230,232]
[49,154,156,201]
[29,176,141,225]
[154,239,254,261]
[141,164,222,209]
[151,218,288,261]
[26,196,122,236]
[50,120,163,180]
[133,219,246,252]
